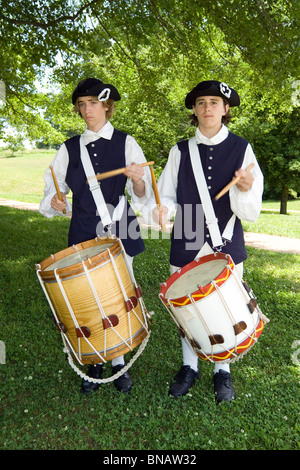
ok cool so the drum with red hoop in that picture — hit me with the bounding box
[36,236,151,366]
[159,252,268,363]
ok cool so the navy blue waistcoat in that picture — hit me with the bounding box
[170,132,248,267]
[64,130,144,257]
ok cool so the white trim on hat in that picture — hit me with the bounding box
[98,88,111,101]
[219,82,232,99]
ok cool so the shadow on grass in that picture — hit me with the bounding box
[1,206,299,450]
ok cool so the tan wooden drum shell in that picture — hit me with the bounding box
[36,237,149,365]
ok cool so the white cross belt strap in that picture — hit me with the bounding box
[80,136,113,228]
[188,137,236,248]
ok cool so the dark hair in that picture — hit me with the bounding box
[188,99,232,127]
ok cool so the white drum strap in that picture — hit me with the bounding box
[81,262,107,321]
[159,294,214,363]
[107,248,149,333]
[188,137,222,248]
[118,238,137,286]
[117,238,149,322]
[227,264,270,326]
[81,261,134,352]
[54,268,107,363]
[222,214,236,242]
[36,269,61,327]
[226,263,257,334]
[107,248,128,300]
[189,295,214,338]
[37,273,80,360]
[211,280,237,327]
[188,295,237,361]
[54,269,80,329]
[81,261,110,356]
[188,137,236,247]
[212,279,260,351]
[36,269,79,360]
[80,136,113,228]
[187,296,217,363]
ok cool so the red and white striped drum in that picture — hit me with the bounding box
[159,252,269,363]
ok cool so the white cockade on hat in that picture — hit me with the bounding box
[220,82,232,99]
[98,88,111,102]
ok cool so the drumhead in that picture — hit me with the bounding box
[166,258,227,298]
[44,242,114,271]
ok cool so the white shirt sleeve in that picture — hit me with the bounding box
[157,144,180,219]
[125,135,153,212]
[142,140,264,225]
[229,143,264,222]
[39,143,72,218]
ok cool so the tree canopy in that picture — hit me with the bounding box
[0,0,299,204]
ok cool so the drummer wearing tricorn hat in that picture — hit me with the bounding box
[147,80,264,403]
[40,78,152,394]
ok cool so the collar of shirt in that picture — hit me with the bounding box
[195,124,229,146]
[82,121,114,145]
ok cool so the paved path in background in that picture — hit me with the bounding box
[1,198,299,255]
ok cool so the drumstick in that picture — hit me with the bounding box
[150,166,166,232]
[50,165,66,214]
[214,163,255,201]
[90,161,155,182]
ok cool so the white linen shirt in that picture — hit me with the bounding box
[39,121,153,218]
[145,125,263,224]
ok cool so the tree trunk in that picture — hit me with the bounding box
[280,185,288,214]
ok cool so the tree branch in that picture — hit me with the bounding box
[1,0,104,30]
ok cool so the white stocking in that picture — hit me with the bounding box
[112,355,125,367]
[214,363,230,374]
[181,337,199,372]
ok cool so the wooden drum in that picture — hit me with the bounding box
[36,237,150,365]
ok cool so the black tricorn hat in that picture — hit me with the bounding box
[72,78,121,104]
[185,80,240,108]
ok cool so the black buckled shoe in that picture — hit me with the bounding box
[81,363,103,395]
[169,365,200,397]
[112,364,133,394]
[213,370,236,404]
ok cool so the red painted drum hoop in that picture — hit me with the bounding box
[160,252,234,306]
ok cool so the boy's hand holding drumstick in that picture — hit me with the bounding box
[50,165,67,214]
[215,163,255,200]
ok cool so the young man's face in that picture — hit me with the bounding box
[192,96,229,136]
[77,96,109,132]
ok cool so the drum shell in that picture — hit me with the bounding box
[37,237,149,364]
[160,253,265,363]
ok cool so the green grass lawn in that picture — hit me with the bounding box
[0,148,300,450]
[242,211,300,238]
[0,148,56,203]
[1,147,300,239]
[0,206,299,450]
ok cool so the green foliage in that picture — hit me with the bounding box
[0,0,299,198]
[1,133,25,154]
[242,107,300,199]
[0,206,299,450]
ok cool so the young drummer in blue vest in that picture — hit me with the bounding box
[150,80,263,404]
[40,78,152,395]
